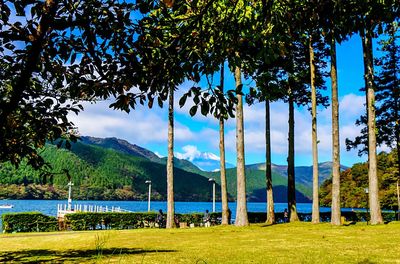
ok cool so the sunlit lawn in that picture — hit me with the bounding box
[1,222,400,263]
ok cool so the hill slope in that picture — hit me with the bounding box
[319,149,399,209]
[0,143,217,201]
[208,167,312,203]
[247,162,348,188]
[0,136,347,203]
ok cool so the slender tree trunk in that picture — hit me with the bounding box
[166,88,175,228]
[330,36,341,226]
[397,180,400,220]
[394,47,400,214]
[265,99,275,224]
[235,67,249,226]
[219,64,229,225]
[362,25,383,225]
[287,91,299,222]
[309,37,320,224]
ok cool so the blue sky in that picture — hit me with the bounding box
[69,34,390,168]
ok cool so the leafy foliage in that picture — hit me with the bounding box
[0,0,145,168]
[320,149,399,209]
[346,23,400,160]
[2,212,58,233]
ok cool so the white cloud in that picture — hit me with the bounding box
[175,145,221,162]
[175,145,201,161]
[154,152,164,158]
[69,91,368,166]
[68,100,195,144]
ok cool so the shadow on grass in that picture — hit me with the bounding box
[0,248,176,263]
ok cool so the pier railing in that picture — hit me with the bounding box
[57,204,133,218]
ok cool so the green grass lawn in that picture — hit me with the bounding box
[1,222,400,263]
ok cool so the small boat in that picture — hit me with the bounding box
[0,204,14,209]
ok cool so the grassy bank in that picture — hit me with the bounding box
[1,222,400,263]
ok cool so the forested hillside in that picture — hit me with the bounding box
[319,149,399,209]
[0,143,216,201]
[209,168,312,203]
[0,138,319,202]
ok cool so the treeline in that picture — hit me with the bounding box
[0,143,214,201]
[0,184,155,201]
[320,149,399,210]
[1,1,399,227]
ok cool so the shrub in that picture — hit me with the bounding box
[2,212,58,233]
[65,212,158,231]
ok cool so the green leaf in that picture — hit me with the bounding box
[189,105,198,116]
[201,101,209,116]
[179,94,187,107]
[157,97,163,108]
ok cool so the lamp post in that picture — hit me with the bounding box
[364,187,369,224]
[145,180,152,212]
[208,178,216,212]
[67,181,73,211]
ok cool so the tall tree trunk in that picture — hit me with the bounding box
[309,37,320,224]
[235,67,249,226]
[166,88,175,228]
[397,180,400,221]
[330,36,341,226]
[265,99,275,224]
[287,91,299,222]
[219,64,230,225]
[362,25,383,225]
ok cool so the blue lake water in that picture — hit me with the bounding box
[0,200,363,231]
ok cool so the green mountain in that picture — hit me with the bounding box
[0,143,217,201]
[208,167,312,203]
[0,136,348,203]
[247,162,348,190]
[319,149,399,210]
[81,136,204,175]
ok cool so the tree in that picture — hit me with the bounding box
[330,31,342,225]
[0,0,142,168]
[346,23,399,187]
[265,98,275,224]
[234,66,249,226]
[283,35,328,222]
[166,87,175,228]
[219,64,230,225]
[359,8,384,225]
[309,36,320,223]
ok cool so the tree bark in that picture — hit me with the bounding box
[362,25,383,225]
[265,99,275,224]
[219,64,230,225]
[235,67,249,226]
[166,88,175,228]
[330,36,341,226]
[309,37,320,224]
[287,91,299,222]
[397,180,400,221]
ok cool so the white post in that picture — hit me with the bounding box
[148,183,151,212]
[213,181,216,213]
[145,180,152,212]
[208,178,216,213]
[67,181,73,211]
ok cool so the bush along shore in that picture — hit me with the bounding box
[2,211,398,233]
